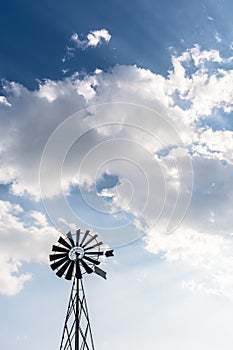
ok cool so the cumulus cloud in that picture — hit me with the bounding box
[145,227,233,299]
[65,29,111,55]
[0,95,11,107]
[86,29,111,47]
[1,45,233,296]
[0,78,86,200]
[62,29,111,62]
[0,200,58,295]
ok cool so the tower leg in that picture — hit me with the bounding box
[75,278,79,350]
[60,279,95,350]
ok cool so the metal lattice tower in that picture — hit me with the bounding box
[49,229,114,350]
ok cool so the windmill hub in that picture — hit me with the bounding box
[69,246,85,260]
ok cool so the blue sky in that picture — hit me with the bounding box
[1,0,233,349]
[1,0,232,87]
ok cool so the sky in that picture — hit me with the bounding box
[1,0,233,349]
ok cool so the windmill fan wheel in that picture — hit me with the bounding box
[49,229,114,280]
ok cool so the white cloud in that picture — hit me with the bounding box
[174,44,222,67]
[0,78,86,200]
[62,29,111,61]
[0,200,58,295]
[196,129,233,163]
[70,32,81,44]
[215,32,222,43]
[0,257,31,296]
[0,49,232,206]
[0,95,11,107]
[145,227,233,299]
[86,29,111,47]
[69,29,111,51]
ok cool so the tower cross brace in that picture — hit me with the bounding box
[60,275,95,350]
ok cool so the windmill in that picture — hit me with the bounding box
[49,229,114,350]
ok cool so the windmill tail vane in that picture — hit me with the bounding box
[49,229,114,350]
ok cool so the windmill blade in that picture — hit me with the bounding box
[85,251,104,256]
[84,241,103,251]
[80,230,90,246]
[56,260,71,278]
[50,256,69,271]
[83,256,100,265]
[94,266,107,279]
[82,234,98,248]
[52,245,69,253]
[49,253,68,261]
[58,236,72,250]
[66,231,75,247]
[81,259,93,274]
[75,261,82,279]
[65,261,75,280]
[105,250,114,257]
[76,229,81,246]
